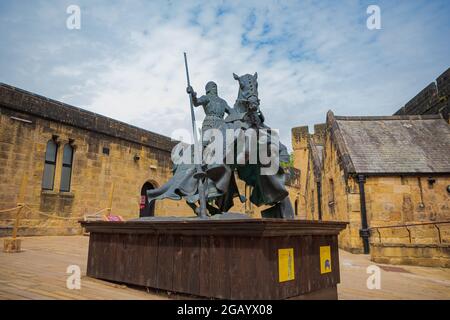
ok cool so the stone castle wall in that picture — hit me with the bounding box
[0,93,192,236]
[292,123,326,221]
[291,125,313,220]
[294,68,450,256]
[394,67,449,120]
[371,243,450,268]
[321,131,450,253]
[365,176,450,246]
[294,118,450,254]
[320,129,364,252]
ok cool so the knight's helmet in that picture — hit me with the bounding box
[205,81,218,95]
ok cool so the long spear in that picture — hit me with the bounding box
[183,52,207,218]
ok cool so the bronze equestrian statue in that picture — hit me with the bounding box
[146,67,294,219]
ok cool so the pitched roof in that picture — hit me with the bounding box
[308,137,323,181]
[327,111,450,175]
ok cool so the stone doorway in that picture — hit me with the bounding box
[139,182,155,217]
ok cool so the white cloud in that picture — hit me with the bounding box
[1,0,449,149]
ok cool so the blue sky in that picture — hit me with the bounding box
[1,0,449,149]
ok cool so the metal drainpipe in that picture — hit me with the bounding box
[317,181,323,221]
[357,174,370,254]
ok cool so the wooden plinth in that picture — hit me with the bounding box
[80,218,347,300]
[3,237,22,253]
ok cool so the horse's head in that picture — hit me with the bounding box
[233,72,259,111]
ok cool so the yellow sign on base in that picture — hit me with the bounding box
[320,245,332,274]
[278,248,295,282]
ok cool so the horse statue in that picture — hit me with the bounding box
[145,72,294,219]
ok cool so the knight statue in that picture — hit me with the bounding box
[145,56,294,219]
[187,81,233,140]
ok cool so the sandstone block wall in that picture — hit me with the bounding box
[394,67,449,120]
[365,176,450,228]
[301,119,450,254]
[0,106,191,236]
[371,243,450,268]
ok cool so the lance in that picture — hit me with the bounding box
[183,52,208,218]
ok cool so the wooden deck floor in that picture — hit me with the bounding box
[0,236,164,300]
[0,236,449,300]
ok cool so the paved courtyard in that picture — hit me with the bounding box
[0,236,449,300]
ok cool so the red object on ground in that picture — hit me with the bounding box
[104,215,123,222]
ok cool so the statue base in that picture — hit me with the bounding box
[80,218,347,300]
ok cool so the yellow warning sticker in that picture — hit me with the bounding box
[320,245,332,274]
[278,248,295,282]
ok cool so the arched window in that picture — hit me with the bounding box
[60,144,74,192]
[328,178,335,215]
[42,139,58,190]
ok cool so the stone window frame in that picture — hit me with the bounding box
[42,139,58,190]
[60,143,74,192]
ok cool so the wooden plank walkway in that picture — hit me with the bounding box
[0,236,165,300]
[0,236,449,300]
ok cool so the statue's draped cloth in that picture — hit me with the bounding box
[146,115,291,214]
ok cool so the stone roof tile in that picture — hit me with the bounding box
[328,112,450,174]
